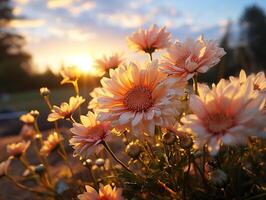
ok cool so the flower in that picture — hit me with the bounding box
[0,159,11,177]
[94,54,123,76]
[230,69,266,95]
[40,132,62,156]
[94,60,186,135]
[7,141,31,157]
[181,78,266,155]
[47,96,85,122]
[78,184,124,200]
[69,112,111,158]
[20,113,35,124]
[160,35,226,80]
[40,87,50,96]
[127,24,171,54]
[88,87,105,112]
[20,124,36,140]
[60,66,81,84]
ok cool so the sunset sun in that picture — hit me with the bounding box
[66,54,97,76]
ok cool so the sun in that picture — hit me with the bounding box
[66,54,98,76]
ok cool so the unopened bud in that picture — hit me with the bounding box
[35,164,45,175]
[95,158,105,167]
[126,140,143,159]
[30,110,39,118]
[178,132,193,149]
[40,87,50,96]
[162,131,177,145]
[86,159,93,166]
[208,169,228,187]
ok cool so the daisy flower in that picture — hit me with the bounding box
[94,60,186,135]
[60,66,81,85]
[0,159,11,177]
[181,78,266,155]
[7,141,31,157]
[47,96,85,122]
[88,87,105,112]
[230,69,266,95]
[20,113,35,124]
[127,25,171,54]
[78,184,124,200]
[160,35,226,80]
[94,54,123,76]
[69,112,111,158]
[40,132,62,156]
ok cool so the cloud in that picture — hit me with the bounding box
[14,0,29,5]
[47,0,73,9]
[9,19,46,28]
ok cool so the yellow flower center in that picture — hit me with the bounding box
[123,86,153,112]
[205,114,234,134]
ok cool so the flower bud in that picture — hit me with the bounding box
[86,159,93,166]
[125,140,143,159]
[95,158,105,167]
[40,87,50,96]
[35,164,46,175]
[30,110,39,118]
[208,169,228,187]
[162,131,177,145]
[178,132,193,149]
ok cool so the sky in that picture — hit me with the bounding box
[11,0,266,74]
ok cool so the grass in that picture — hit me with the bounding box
[0,85,93,112]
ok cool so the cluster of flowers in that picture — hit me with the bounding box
[0,25,266,199]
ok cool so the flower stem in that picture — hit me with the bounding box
[19,156,35,175]
[149,52,153,61]
[5,175,54,197]
[158,180,177,197]
[57,147,74,177]
[73,81,80,96]
[102,141,133,174]
[192,74,199,95]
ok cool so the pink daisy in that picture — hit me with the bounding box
[127,24,171,54]
[160,35,226,80]
[181,78,266,155]
[93,60,186,135]
[69,112,111,158]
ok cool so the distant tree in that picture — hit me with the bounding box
[240,5,266,70]
[0,0,32,92]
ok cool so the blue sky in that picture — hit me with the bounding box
[11,0,266,73]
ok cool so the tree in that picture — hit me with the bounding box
[240,5,266,70]
[0,0,32,92]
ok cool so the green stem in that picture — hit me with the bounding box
[102,141,133,174]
